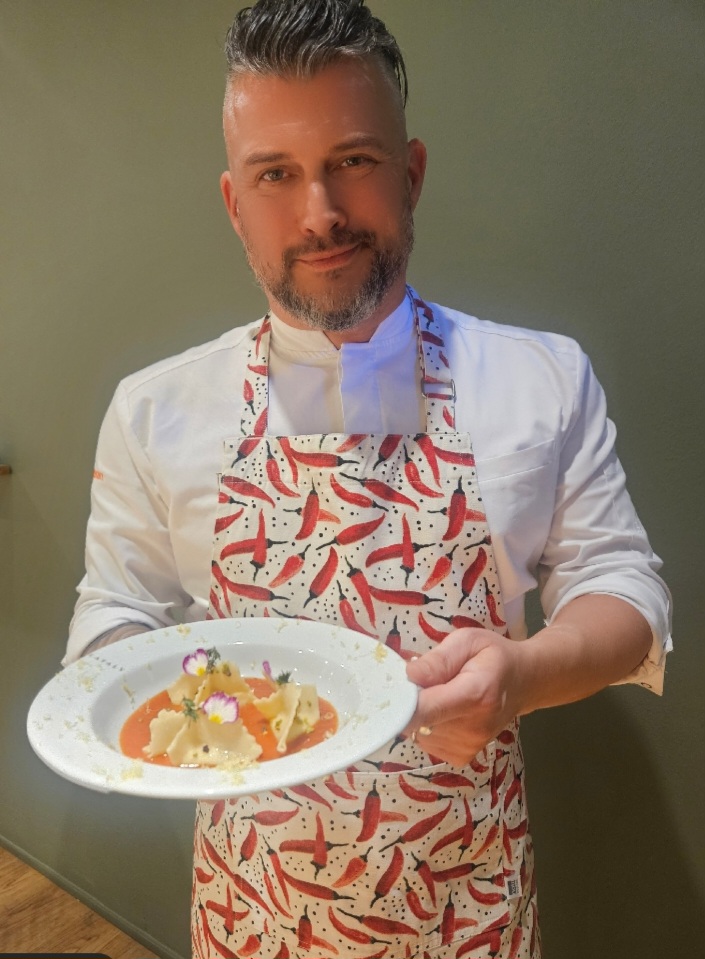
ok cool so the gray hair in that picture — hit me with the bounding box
[224,0,408,106]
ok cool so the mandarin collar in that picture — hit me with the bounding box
[268,295,414,360]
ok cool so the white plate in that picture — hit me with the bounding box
[27,618,418,800]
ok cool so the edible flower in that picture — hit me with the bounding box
[183,647,220,676]
[201,692,239,724]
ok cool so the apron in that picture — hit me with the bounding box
[192,291,539,959]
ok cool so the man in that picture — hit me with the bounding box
[66,1,671,956]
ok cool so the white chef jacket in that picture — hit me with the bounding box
[65,295,672,692]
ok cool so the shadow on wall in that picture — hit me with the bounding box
[522,690,702,958]
[53,785,194,957]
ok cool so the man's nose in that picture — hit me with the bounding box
[299,178,347,235]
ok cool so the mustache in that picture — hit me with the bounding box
[282,229,377,268]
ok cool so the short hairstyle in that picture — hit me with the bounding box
[224,0,408,106]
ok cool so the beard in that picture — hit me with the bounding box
[240,206,415,333]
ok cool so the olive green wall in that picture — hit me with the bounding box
[1,1,702,956]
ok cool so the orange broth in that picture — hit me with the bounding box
[119,676,337,766]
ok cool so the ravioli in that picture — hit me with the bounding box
[166,659,253,707]
[165,712,261,766]
[139,646,324,768]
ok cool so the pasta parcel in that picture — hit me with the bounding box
[120,646,335,767]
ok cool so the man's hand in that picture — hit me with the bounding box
[403,629,526,767]
[403,594,654,767]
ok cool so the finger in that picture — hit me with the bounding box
[401,703,433,739]
[405,629,489,688]
[401,672,488,740]
[403,716,489,767]
[414,672,489,728]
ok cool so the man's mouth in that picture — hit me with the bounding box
[295,244,361,271]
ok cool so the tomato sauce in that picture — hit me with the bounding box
[119,676,337,767]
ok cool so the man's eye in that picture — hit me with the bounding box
[261,169,287,183]
[340,155,372,169]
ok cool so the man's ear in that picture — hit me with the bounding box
[220,171,242,238]
[406,138,427,211]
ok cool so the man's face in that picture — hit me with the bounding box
[221,57,426,342]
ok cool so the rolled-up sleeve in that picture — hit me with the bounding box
[537,348,672,693]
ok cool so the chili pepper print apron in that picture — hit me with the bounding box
[192,291,540,959]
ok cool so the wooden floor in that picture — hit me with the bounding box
[0,845,159,957]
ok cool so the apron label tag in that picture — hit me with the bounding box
[507,874,522,900]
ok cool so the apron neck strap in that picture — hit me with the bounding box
[410,289,457,434]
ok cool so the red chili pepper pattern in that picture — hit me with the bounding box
[195,294,536,958]
[433,444,476,468]
[267,544,310,588]
[210,562,233,616]
[265,443,299,498]
[373,432,403,468]
[278,436,299,484]
[336,580,378,637]
[200,836,275,921]
[319,513,386,549]
[339,910,420,939]
[221,475,275,508]
[327,905,376,944]
[296,906,313,951]
[339,472,419,511]
[367,584,442,608]
[414,433,442,486]
[241,807,299,828]
[214,507,244,534]
[288,783,333,811]
[384,616,415,661]
[243,378,255,414]
[404,876,437,921]
[230,436,261,465]
[398,775,452,804]
[403,445,444,498]
[418,610,450,643]
[335,433,366,453]
[441,477,467,541]
[204,889,250,935]
[329,473,385,511]
[262,869,292,919]
[293,481,320,540]
[344,556,377,627]
[379,801,452,851]
[460,546,488,605]
[331,848,371,888]
[485,576,507,627]
[239,821,257,864]
[303,546,338,607]
[371,844,404,905]
[428,611,487,630]
[252,406,268,438]
[346,781,381,843]
[221,579,287,604]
